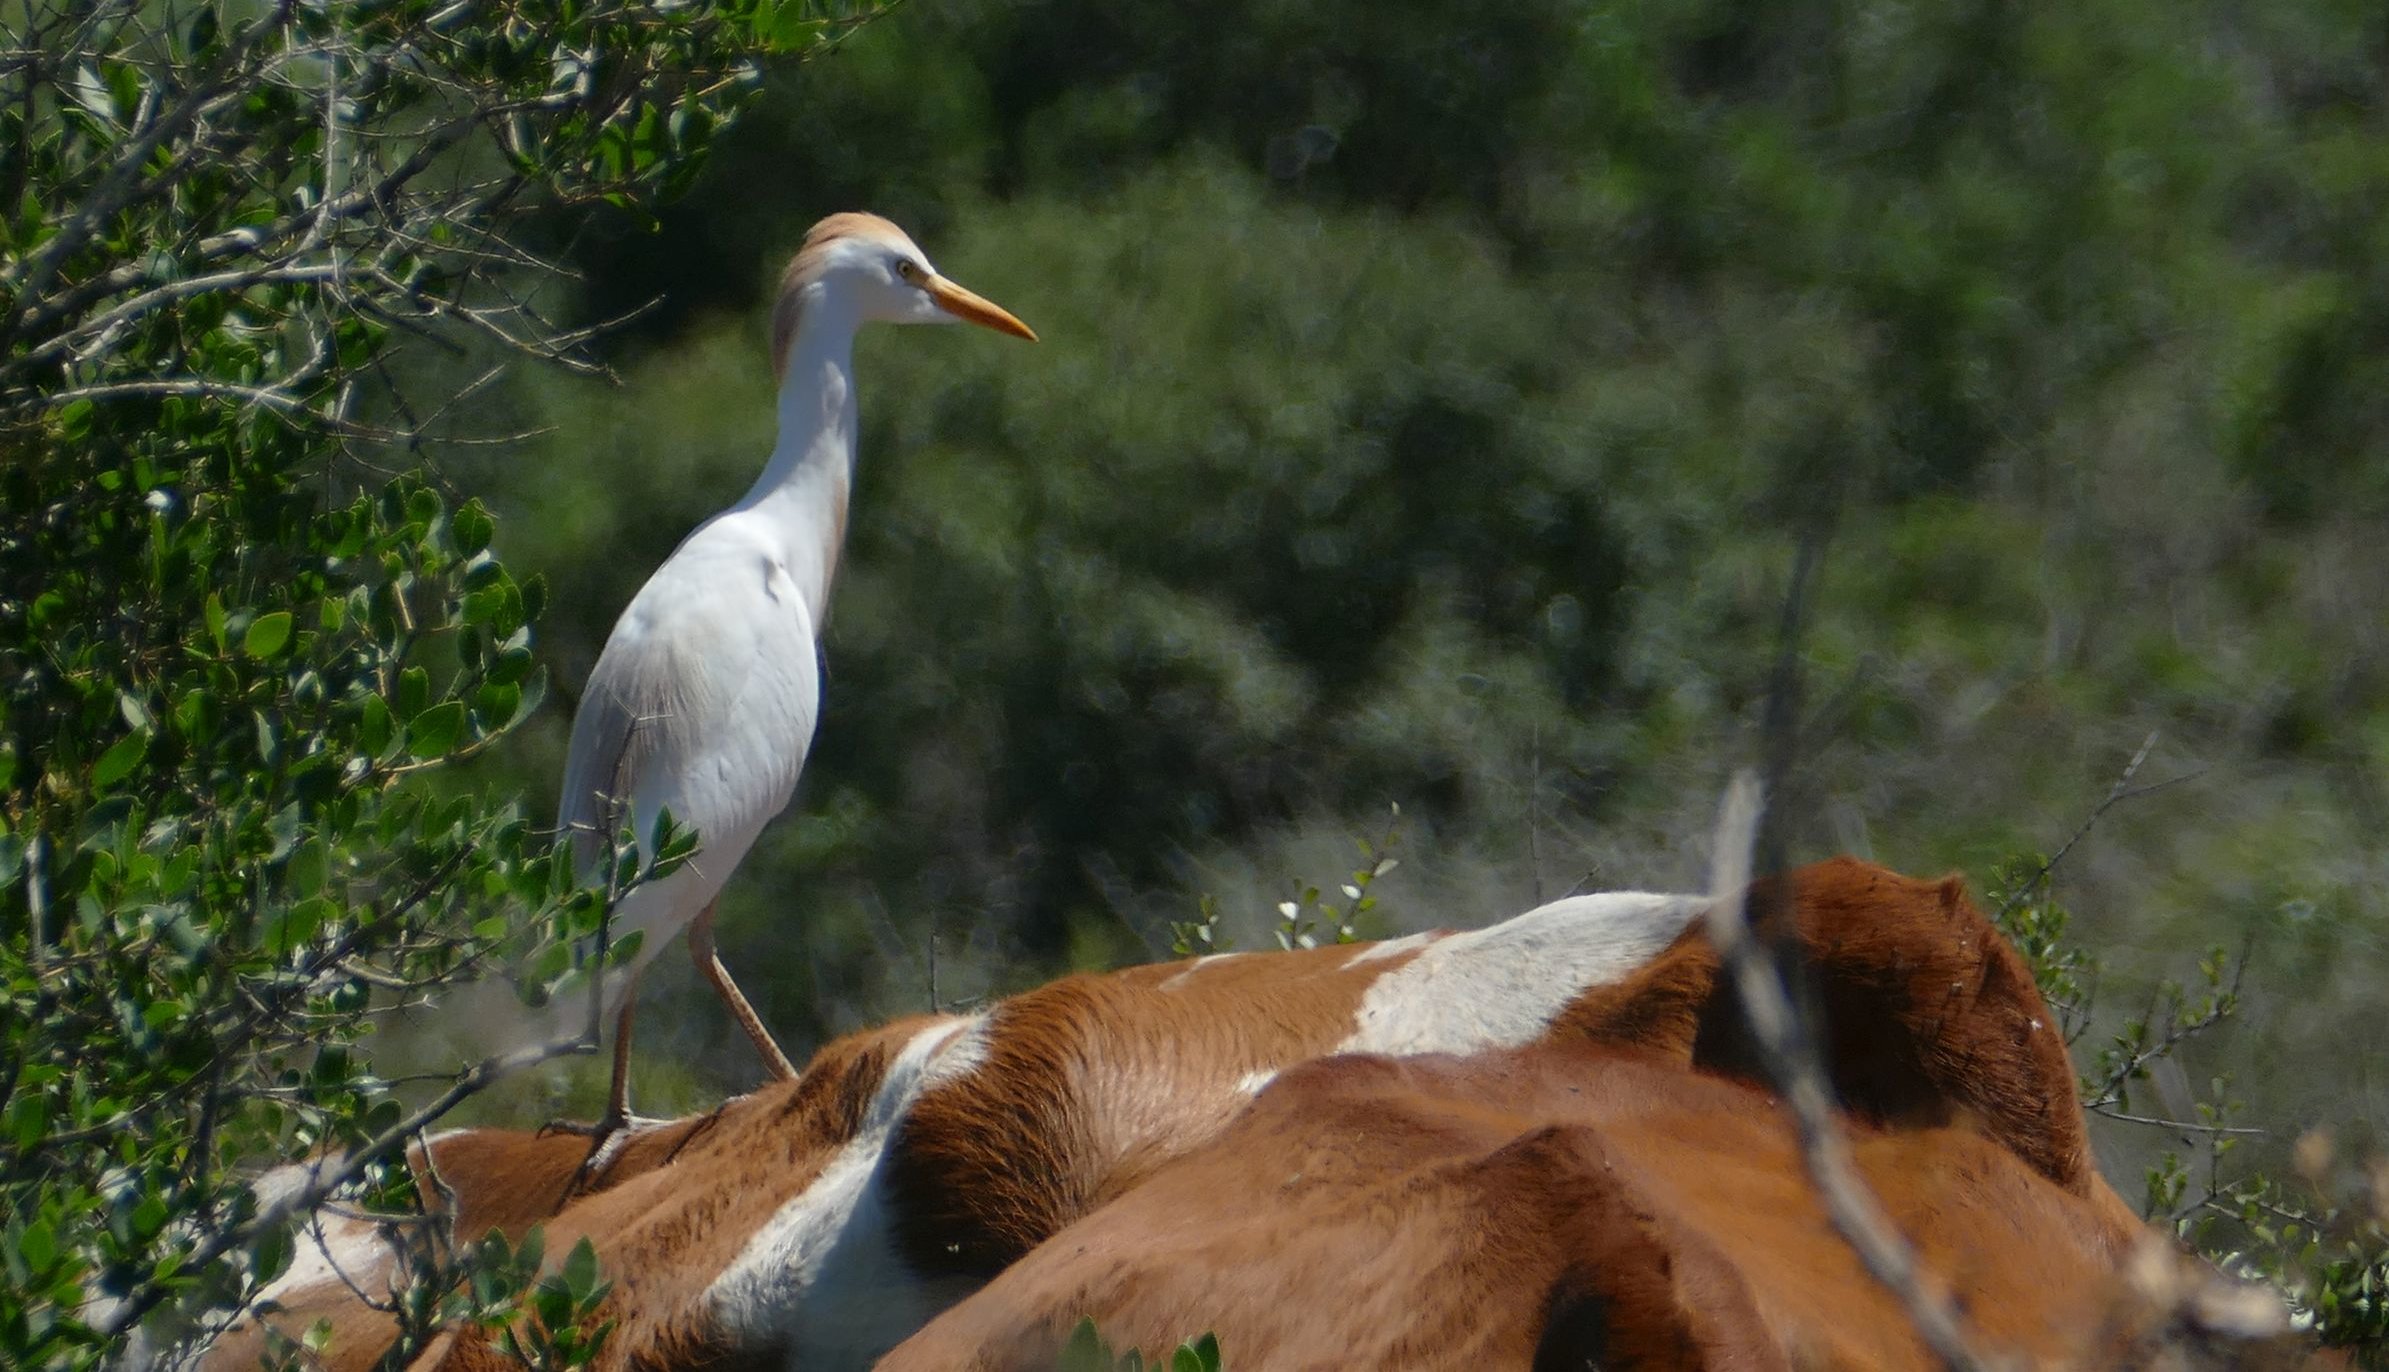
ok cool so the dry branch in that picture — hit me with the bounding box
[1703,772,2003,1372]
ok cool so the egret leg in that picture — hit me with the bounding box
[689,900,799,1081]
[538,997,639,1204]
[602,995,636,1124]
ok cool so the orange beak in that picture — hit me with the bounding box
[925,274,1038,342]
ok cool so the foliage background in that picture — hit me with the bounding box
[414,0,2389,1196]
[1,0,2381,1359]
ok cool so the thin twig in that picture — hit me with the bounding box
[93,1029,595,1340]
[1993,731,2187,926]
[1703,774,2001,1372]
[2082,951,2248,1114]
[1527,722,1545,908]
[2091,1107,2265,1138]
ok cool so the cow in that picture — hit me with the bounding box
[880,1042,2219,1371]
[199,859,2280,1370]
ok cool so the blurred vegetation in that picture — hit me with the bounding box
[1993,859,2389,1353]
[426,0,2388,1192]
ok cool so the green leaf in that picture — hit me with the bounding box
[406,701,466,759]
[360,693,395,756]
[251,1222,294,1284]
[131,1193,170,1241]
[517,1226,545,1275]
[604,929,645,968]
[406,486,443,533]
[56,397,94,438]
[531,941,573,986]
[7,1095,47,1154]
[563,1236,600,1301]
[453,500,495,555]
[286,838,328,892]
[1059,1318,1107,1372]
[473,681,521,731]
[204,594,228,653]
[244,611,294,658]
[516,671,548,726]
[397,666,431,720]
[173,688,210,740]
[263,896,332,956]
[92,729,149,788]
[533,1280,572,1330]
[20,1219,56,1276]
[759,0,826,50]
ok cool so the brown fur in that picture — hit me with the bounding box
[210,860,2196,1371]
[1545,857,2105,1201]
[879,1046,2153,1371]
[211,1017,942,1371]
[499,1014,949,1370]
[887,941,1431,1281]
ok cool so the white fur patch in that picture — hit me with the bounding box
[248,1158,390,1311]
[703,1015,989,1366]
[1338,892,1707,1057]
[1160,952,1243,991]
[1234,1069,1278,1096]
[1342,931,1438,968]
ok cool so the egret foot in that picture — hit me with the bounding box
[536,997,647,1207]
[536,1107,674,1206]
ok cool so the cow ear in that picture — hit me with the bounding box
[1937,873,1971,916]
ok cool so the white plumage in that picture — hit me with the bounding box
[556,213,1036,1132]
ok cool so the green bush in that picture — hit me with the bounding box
[0,2,881,1364]
[1992,857,2389,1358]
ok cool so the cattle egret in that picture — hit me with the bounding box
[555,212,1036,1145]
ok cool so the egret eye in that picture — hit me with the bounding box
[895,259,924,284]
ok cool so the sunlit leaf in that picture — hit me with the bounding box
[243,611,294,659]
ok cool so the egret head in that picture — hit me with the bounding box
[772,213,1036,376]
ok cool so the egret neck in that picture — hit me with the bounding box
[737,285,861,630]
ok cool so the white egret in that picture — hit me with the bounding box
[556,213,1036,1142]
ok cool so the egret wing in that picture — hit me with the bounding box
[556,546,819,876]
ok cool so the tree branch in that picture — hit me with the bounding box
[1703,774,2003,1372]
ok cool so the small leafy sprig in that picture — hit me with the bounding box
[1273,804,1403,952]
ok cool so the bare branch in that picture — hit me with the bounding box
[2082,948,2248,1114]
[1,0,299,311]
[93,1025,597,1341]
[34,372,323,414]
[2091,1107,2265,1137]
[1704,773,2003,1372]
[1991,731,2203,927]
